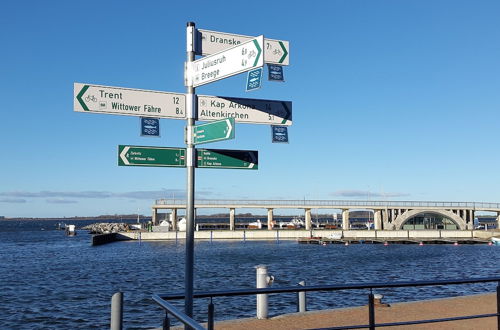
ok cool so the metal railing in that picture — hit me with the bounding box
[154,199,500,211]
[153,276,500,330]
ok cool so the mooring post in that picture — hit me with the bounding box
[297,281,306,312]
[256,265,269,319]
[110,292,123,330]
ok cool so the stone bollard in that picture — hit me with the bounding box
[110,292,123,330]
[297,281,306,312]
[256,265,274,319]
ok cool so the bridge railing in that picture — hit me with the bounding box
[154,199,500,210]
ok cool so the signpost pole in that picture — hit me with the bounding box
[185,21,196,322]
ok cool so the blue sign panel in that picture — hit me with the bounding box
[271,125,289,143]
[141,117,160,137]
[268,64,284,82]
[246,68,263,92]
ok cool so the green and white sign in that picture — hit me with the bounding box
[74,83,186,119]
[197,29,289,66]
[189,36,264,87]
[118,145,186,167]
[193,118,235,145]
[197,149,258,170]
[198,95,292,126]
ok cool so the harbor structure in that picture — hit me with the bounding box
[151,199,500,231]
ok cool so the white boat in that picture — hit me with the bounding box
[286,217,305,229]
[248,219,262,229]
[65,224,76,236]
[177,217,187,232]
[491,237,500,246]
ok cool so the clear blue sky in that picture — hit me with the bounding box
[1,0,499,218]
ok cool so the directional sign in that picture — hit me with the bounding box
[197,149,258,170]
[246,68,263,92]
[141,117,160,137]
[189,36,264,87]
[198,95,292,126]
[118,145,185,167]
[197,29,289,66]
[74,83,186,119]
[193,118,235,145]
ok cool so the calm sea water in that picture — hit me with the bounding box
[1,219,499,329]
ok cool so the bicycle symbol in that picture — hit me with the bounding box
[85,95,97,102]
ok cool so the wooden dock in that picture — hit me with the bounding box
[298,237,491,245]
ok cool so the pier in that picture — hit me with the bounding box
[115,229,500,242]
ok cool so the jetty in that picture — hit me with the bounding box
[110,228,499,244]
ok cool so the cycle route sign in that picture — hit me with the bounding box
[118,145,186,167]
[189,36,264,87]
[197,29,289,66]
[74,83,186,119]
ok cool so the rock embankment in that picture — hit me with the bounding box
[82,223,129,234]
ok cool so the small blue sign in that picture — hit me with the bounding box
[271,125,289,143]
[246,68,263,92]
[141,117,160,137]
[268,64,284,82]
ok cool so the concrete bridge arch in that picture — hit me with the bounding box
[393,209,466,230]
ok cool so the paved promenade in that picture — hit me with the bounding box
[212,293,497,329]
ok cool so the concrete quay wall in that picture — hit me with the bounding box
[117,230,500,241]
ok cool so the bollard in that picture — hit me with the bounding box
[256,265,269,319]
[110,292,123,330]
[297,281,306,312]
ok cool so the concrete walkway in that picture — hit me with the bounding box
[212,293,498,329]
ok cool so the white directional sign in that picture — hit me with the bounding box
[198,95,292,126]
[74,83,186,119]
[189,36,264,88]
[197,29,289,66]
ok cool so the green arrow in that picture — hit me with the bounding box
[193,118,235,145]
[253,39,262,67]
[76,85,90,111]
[280,102,291,125]
[278,41,288,64]
[118,145,185,167]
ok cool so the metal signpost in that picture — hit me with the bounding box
[74,83,186,119]
[75,22,290,324]
[118,145,185,167]
[189,35,264,87]
[193,118,235,145]
[197,95,292,125]
[197,29,290,65]
[197,149,258,169]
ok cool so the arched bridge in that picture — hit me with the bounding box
[152,199,500,231]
